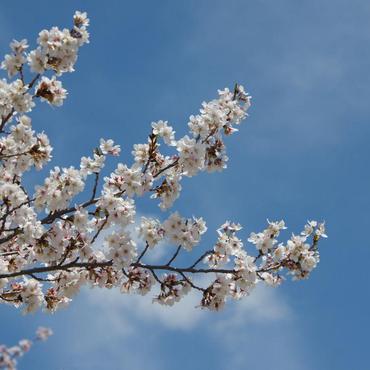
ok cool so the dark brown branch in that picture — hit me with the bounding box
[41,198,98,225]
[90,216,108,245]
[178,271,205,292]
[19,65,25,85]
[0,150,32,160]
[0,109,15,133]
[41,189,125,225]
[153,158,179,178]
[165,245,181,266]
[253,251,263,263]
[189,250,213,268]
[28,273,55,282]
[90,172,99,201]
[0,254,294,286]
[0,294,19,303]
[0,229,21,245]
[0,251,19,257]
[0,260,238,280]
[28,73,41,89]
[310,234,320,251]
[232,83,238,100]
[149,268,162,285]
[142,132,158,174]
[136,242,150,264]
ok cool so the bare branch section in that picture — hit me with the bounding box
[0,260,236,280]
[0,253,316,281]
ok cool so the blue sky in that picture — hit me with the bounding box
[0,1,369,369]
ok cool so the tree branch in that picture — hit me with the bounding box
[165,245,181,266]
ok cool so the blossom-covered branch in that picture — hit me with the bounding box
[0,327,52,370]
[0,11,327,314]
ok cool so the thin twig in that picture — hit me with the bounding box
[28,73,41,89]
[28,273,55,282]
[90,172,99,201]
[0,251,19,257]
[178,271,205,292]
[0,150,31,160]
[90,216,108,245]
[153,158,179,178]
[136,242,149,264]
[189,250,213,268]
[0,109,15,133]
[166,245,181,266]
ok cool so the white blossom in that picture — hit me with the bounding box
[35,77,67,106]
[137,217,164,247]
[152,120,176,146]
[0,11,327,319]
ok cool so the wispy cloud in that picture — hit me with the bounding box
[210,287,311,370]
[84,283,206,331]
[62,282,309,370]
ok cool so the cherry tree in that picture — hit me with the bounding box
[0,10,327,323]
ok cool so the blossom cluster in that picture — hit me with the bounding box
[0,327,52,370]
[0,11,88,124]
[0,11,327,316]
[200,219,326,310]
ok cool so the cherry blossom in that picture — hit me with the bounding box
[0,328,52,370]
[0,11,327,318]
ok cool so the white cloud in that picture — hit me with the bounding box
[210,287,312,370]
[84,284,206,331]
[82,280,292,334]
[214,285,292,331]
[65,282,309,370]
